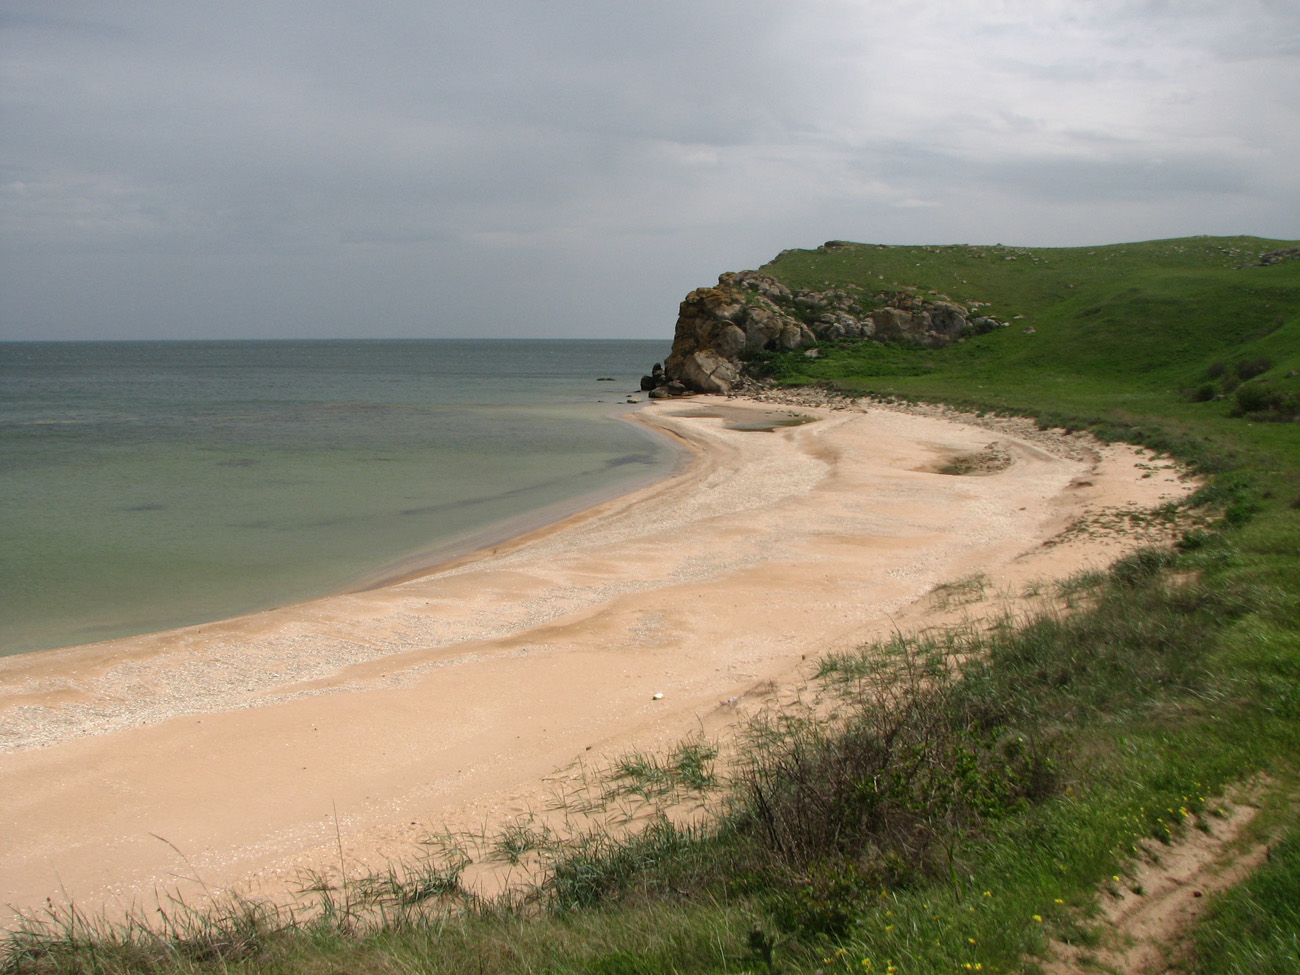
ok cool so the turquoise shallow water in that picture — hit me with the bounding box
[0,340,676,656]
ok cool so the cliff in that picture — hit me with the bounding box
[646,247,1008,395]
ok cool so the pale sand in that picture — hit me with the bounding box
[0,398,1193,926]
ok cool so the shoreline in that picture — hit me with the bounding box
[352,406,699,594]
[0,401,682,662]
[0,403,704,753]
[0,396,1194,927]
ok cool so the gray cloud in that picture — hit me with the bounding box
[1,0,1297,340]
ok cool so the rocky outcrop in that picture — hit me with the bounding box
[656,276,815,395]
[1258,247,1300,267]
[639,362,665,391]
[649,263,1009,395]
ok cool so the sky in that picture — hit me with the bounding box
[2,1,1298,341]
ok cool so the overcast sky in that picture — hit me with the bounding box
[2,1,1297,341]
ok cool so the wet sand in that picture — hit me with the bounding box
[0,397,1193,926]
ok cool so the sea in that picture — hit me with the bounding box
[0,339,680,657]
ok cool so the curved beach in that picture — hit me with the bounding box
[0,397,1192,926]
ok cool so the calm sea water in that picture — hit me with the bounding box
[0,340,677,657]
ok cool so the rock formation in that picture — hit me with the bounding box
[646,259,1009,395]
[1258,247,1300,267]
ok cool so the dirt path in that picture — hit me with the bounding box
[1044,783,1272,974]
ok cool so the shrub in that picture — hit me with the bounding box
[765,858,875,940]
[1233,382,1284,416]
[733,636,1057,883]
[1235,356,1273,380]
[1111,547,1176,587]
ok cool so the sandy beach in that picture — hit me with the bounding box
[0,397,1193,928]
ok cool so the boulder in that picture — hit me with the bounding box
[678,349,741,394]
[713,323,747,360]
[927,301,969,338]
[871,307,921,343]
[739,305,787,352]
[649,381,691,399]
[779,324,806,350]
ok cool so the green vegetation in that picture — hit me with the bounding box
[5,236,1299,974]
[758,237,1300,469]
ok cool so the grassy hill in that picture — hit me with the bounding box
[760,236,1300,476]
[6,238,1299,975]
[765,236,1298,388]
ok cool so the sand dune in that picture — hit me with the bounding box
[0,397,1192,926]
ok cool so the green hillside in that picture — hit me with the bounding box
[765,236,1299,389]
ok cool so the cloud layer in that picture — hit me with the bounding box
[2,1,1297,339]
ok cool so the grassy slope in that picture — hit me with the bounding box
[762,236,1300,478]
[754,236,1300,972]
[6,237,1299,975]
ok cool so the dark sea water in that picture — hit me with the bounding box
[0,340,676,656]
